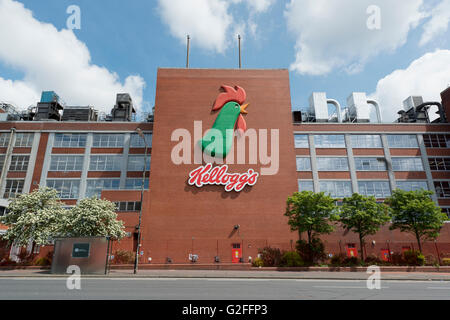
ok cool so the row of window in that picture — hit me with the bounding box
[49,155,151,172]
[298,180,429,198]
[115,201,142,212]
[296,157,425,172]
[295,134,450,149]
[0,133,34,148]
[2,178,150,199]
[294,134,419,149]
[54,133,153,148]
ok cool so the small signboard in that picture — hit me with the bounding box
[72,243,90,258]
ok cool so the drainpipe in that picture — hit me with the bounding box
[327,99,342,123]
[367,99,382,123]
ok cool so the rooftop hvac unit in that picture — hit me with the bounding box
[111,93,135,122]
[403,96,424,111]
[34,91,64,121]
[292,111,303,123]
[397,96,446,123]
[308,92,342,123]
[62,106,98,122]
[347,92,382,123]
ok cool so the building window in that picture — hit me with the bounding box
[314,135,346,148]
[130,133,152,148]
[350,135,382,148]
[115,201,142,212]
[54,133,87,148]
[423,134,450,148]
[125,178,149,190]
[294,134,309,148]
[354,157,386,171]
[0,207,8,217]
[89,155,122,171]
[46,180,80,199]
[387,135,418,148]
[14,133,34,147]
[396,181,428,192]
[127,155,151,171]
[50,155,84,171]
[429,158,450,171]
[3,180,24,199]
[319,181,352,198]
[9,155,30,172]
[434,181,450,198]
[92,134,124,148]
[0,155,6,172]
[358,181,391,198]
[298,180,314,192]
[317,157,349,171]
[296,157,311,171]
[0,133,11,147]
[86,179,120,198]
[392,157,424,171]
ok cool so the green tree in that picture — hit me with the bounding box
[385,189,446,253]
[285,191,336,262]
[338,193,390,261]
[62,197,126,240]
[0,187,66,246]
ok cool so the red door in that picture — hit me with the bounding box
[380,249,390,261]
[232,243,242,263]
[346,244,358,258]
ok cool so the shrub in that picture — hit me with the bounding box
[330,253,346,266]
[34,257,51,266]
[280,251,303,267]
[296,238,327,264]
[112,250,135,264]
[17,251,36,266]
[342,256,360,266]
[442,258,450,266]
[403,250,425,266]
[252,257,264,268]
[364,255,383,265]
[0,258,16,266]
[390,252,405,266]
[258,247,282,267]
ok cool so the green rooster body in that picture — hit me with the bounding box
[200,85,249,159]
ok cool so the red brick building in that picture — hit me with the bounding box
[1,68,450,263]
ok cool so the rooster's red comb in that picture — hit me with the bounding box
[212,85,246,111]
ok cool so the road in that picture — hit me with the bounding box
[0,278,450,300]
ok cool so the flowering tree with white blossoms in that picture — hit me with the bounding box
[0,187,126,247]
[0,187,66,246]
[63,197,126,239]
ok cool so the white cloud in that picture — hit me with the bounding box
[370,49,450,122]
[284,0,426,75]
[157,0,274,53]
[157,0,233,53]
[0,0,146,112]
[420,0,450,46]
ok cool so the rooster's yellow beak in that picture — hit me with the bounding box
[240,103,249,114]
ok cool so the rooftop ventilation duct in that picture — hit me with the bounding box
[347,92,382,123]
[309,92,342,123]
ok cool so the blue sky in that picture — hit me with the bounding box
[0,0,449,121]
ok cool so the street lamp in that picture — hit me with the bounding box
[134,128,149,274]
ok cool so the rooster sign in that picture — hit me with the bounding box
[200,85,249,158]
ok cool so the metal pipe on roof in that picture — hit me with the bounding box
[367,99,382,123]
[326,99,342,123]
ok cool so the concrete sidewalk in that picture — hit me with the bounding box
[1,268,450,281]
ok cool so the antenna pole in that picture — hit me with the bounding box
[238,34,242,69]
[186,35,190,68]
